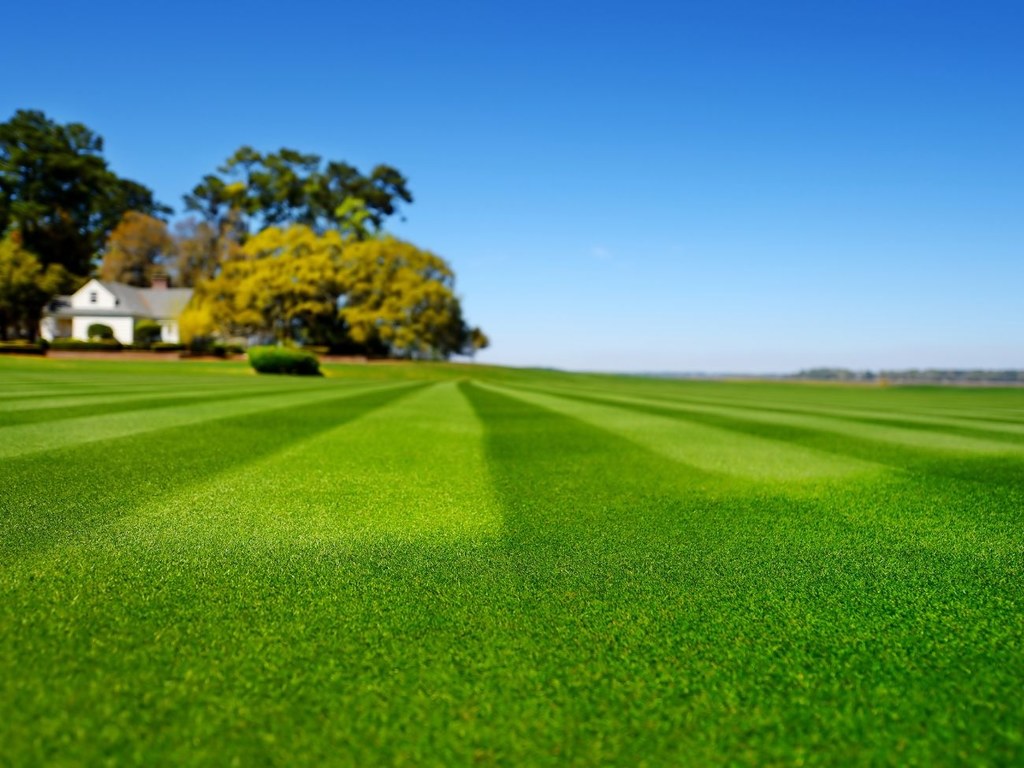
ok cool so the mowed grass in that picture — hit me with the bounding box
[1,358,1022,766]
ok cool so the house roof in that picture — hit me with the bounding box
[43,282,194,320]
[101,282,151,315]
[137,287,193,318]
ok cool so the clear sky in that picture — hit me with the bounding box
[3,0,1022,372]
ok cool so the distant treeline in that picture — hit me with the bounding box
[792,368,1024,385]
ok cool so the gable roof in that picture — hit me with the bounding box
[100,282,151,315]
[98,281,194,319]
[45,281,194,320]
[141,287,193,318]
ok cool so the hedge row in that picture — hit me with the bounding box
[0,342,46,355]
[29,339,265,359]
[49,339,123,351]
[181,341,245,358]
[46,340,242,354]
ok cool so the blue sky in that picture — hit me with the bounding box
[3,0,1022,371]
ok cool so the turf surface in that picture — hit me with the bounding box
[1,357,1022,765]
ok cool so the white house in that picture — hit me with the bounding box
[40,277,194,344]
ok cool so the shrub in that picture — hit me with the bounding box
[177,339,233,358]
[50,338,123,351]
[152,342,185,352]
[87,323,115,340]
[186,336,216,356]
[134,319,162,346]
[0,341,46,355]
[248,345,321,376]
[207,343,244,358]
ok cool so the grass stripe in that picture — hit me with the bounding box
[0,385,185,407]
[0,380,311,412]
[0,386,322,427]
[461,382,1024,764]
[532,385,1024,488]
[0,383,423,560]
[107,382,501,550]
[481,381,880,484]
[516,378,1024,436]
[530,376,1024,422]
[516,380,1024,456]
[0,380,407,460]
[631,389,1024,440]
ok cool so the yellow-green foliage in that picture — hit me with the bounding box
[338,236,463,358]
[185,226,476,357]
[0,232,68,339]
[177,301,215,343]
[210,225,344,340]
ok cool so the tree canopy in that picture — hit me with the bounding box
[170,216,239,288]
[183,146,412,239]
[184,225,345,343]
[0,110,169,280]
[338,237,479,359]
[0,232,67,340]
[99,212,175,287]
[182,227,487,359]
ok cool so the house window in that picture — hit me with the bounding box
[89,291,97,304]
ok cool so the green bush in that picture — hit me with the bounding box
[87,324,115,340]
[248,345,321,376]
[0,341,46,355]
[152,342,185,352]
[178,340,232,358]
[206,343,244,358]
[185,336,217,356]
[50,338,123,351]
[134,319,162,346]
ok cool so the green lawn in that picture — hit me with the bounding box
[2,357,1022,766]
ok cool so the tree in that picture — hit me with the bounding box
[338,237,476,359]
[0,231,68,340]
[171,214,243,287]
[184,225,345,342]
[183,146,412,239]
[467,327,490,358]
[181,227,484,358]
[0,110,169,279]
[99,211,174,286]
